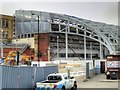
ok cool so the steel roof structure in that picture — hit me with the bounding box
[15,10,119,54]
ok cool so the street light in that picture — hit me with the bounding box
[32,13,40,66]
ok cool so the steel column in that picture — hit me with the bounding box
[90,42,92,60]
[100,42,103,60]
[66,29,68,60]
[57,36,59,60]
[84,30,86,61]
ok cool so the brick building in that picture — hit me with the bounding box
[0,14,14,42]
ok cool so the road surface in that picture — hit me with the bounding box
[76,74,119,89]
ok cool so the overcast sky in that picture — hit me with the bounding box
[0,1,119,25]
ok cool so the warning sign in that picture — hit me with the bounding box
[107,61,120,68]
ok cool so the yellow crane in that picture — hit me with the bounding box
[4,50,31,65]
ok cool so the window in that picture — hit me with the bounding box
[48,75,62,81]
[31,34,34,37]
[2,31,4,38]
[24,34,27,38]
[6,32,8,38]
[6,20,9,28]
[28,34,30,38]
[21,35,23,38]
[2,20,4,28]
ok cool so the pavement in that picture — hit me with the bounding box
[76,74,119,89]
[100,79,120,82]
[58,66,119,89]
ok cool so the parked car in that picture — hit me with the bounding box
[36,73,77,90]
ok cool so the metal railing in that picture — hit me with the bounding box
[20,44,30,54]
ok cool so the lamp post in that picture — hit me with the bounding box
[1,30,3,58]
[32,13,40,66]
[16,39,18,51]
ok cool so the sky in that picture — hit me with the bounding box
[0,0,119,25]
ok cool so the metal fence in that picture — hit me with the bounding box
[0,65,58,90]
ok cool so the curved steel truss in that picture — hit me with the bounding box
[49,13,118,54]
[15,10,119,54]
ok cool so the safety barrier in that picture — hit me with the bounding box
[0,65,58,90]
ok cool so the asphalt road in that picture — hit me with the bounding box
[76,74,119,89]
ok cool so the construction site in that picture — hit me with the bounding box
[0,7,119,89]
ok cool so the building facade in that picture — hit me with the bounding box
[14,10,119,61]
[0,14,14,42]
[0,14,15,58]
